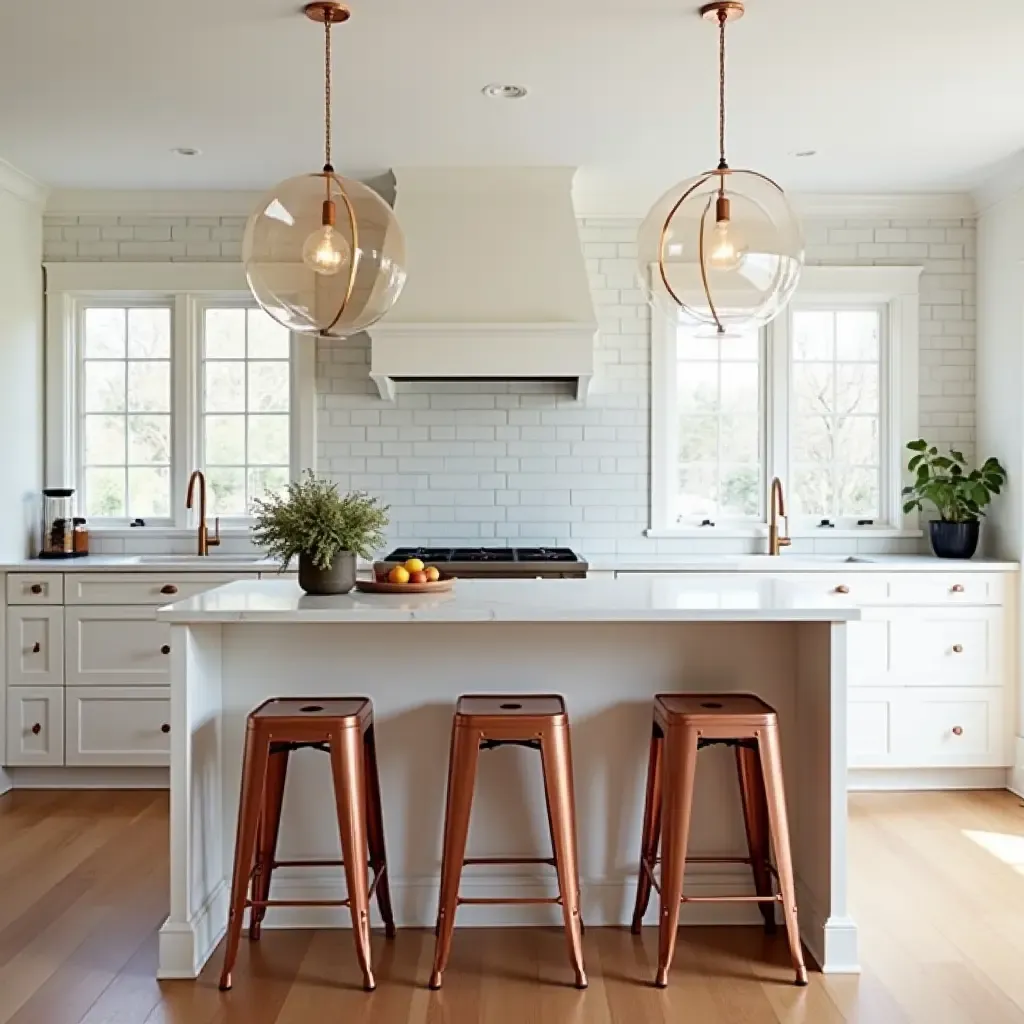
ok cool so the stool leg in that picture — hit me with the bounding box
[429,725,479,990]
[250,746,290,941]
[540,723,588,990]
[219,728,270,992]
[329,726,376,992]
[758,724,808,986]
[631,723,664,934]
[364,723,396,939]
[735,743,776,935]
[655,726,698,989]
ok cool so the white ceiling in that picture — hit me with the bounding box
[1,0,1021,198]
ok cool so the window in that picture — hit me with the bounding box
[200,307,292,517]
[46,264,315,528]
[80,305,172,519]
[651,266,921,536]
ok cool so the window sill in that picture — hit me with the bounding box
[86,525,254,539]
[645,527,924,540]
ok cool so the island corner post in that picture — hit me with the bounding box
[156,577,860,980]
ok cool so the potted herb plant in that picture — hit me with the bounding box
[901,440,1006,559]
[252,471,389,595]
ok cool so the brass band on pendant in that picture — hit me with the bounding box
[322,173,360,337]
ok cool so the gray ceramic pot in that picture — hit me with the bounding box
[298,550,356,595]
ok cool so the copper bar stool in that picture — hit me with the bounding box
[429,695,587,990]
[219,698,395,992]
[630,693,807,989]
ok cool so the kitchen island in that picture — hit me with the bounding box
[156,575,861,980]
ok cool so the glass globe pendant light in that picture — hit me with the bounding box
[637,1,803,335]
[243,2,407,337]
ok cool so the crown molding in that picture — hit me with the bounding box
[0,158,49,206]
[45,189,263,217]
[572,180,976,221]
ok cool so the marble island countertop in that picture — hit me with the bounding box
[157,575,863,624]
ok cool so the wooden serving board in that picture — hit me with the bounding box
[353,574,456,595]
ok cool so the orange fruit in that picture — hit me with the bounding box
[424,566,441,582]
[404,557,425,573]
[388,565,410,585]
[408,570,428,584]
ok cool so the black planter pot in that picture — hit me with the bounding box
[929,520,980,560]
[298,550,356,594]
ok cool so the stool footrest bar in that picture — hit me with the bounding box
[681,894,783,904]
[457,896,562,906]
[248,898,352,908]
[463,857,556,867]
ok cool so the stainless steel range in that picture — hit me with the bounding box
[377,547,588,579]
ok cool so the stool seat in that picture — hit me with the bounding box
[431,693,586,991]
[455,694,566,718]
[250,697,372,722]
[656,693,774,722]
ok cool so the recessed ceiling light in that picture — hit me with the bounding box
[171,146,202,157]
[482,83,528,100]
[793,149,817,158]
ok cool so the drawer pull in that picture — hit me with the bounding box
[31,723,41,735]
[952,644,964,653]
[951,584,965,593]
[952,725,964,736]
[161,723,171,734]
[31,642,40,654]
[834,585,850,594]
[160,644,171,655]
[160,584,178,595]
[29,583,42,595]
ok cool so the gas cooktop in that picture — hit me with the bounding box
[378,547,588,578]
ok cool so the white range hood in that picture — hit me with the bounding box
[368,167,598,400]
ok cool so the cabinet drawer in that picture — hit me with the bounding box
[889,608,1001,687]
[780,573,890,605]
[63,573,255,605]
[890,688,1005,767]
[6,607,64,686]
[5,686,64,766]
[887,573,1004,606]
[6,573,63,605]
[65,687,170,767]
[64,606,171,686]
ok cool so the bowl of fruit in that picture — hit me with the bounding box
[355,557,455,594]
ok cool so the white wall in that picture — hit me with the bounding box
[0,182,45,559]
[43,208,977,556]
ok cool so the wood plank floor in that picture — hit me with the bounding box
[1,788,1023,1022]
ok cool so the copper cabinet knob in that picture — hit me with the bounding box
[951,583,965,593]
[952,725,964,736]
[160,644,171,655]
[834,585,850,594]
[161,723,170,734]
[31,723,41,735]
[30,583,42,594]
[952,644,964,653]
[160,584,178,595]
[31,642,40,653]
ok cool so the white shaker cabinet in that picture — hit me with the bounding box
[6,686,64,766]
[65,686,171,767]
[6,607,64,686]
[64,606,171,687]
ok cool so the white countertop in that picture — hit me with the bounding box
[0,552,1016,573]
[158,575,862,624]
[587,554,1019,572]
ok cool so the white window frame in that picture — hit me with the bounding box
[649,265,923,538]
[45,263,316,531]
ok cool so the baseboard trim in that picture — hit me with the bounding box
[158,879,229,980]
[5,766,169,790]
[1009,737,1024,799]
[848,767,1009,792]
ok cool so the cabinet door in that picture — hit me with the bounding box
[5,686,64,766]
[65,687,170,767]
[890,687,1006,767]
[6,607,64,685]
[64,606,171,686]
[888,608,1002,687]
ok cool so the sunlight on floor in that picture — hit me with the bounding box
[962,829,1024,871]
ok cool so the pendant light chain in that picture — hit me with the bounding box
[323,15,333,172]
[717,9,728,171]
